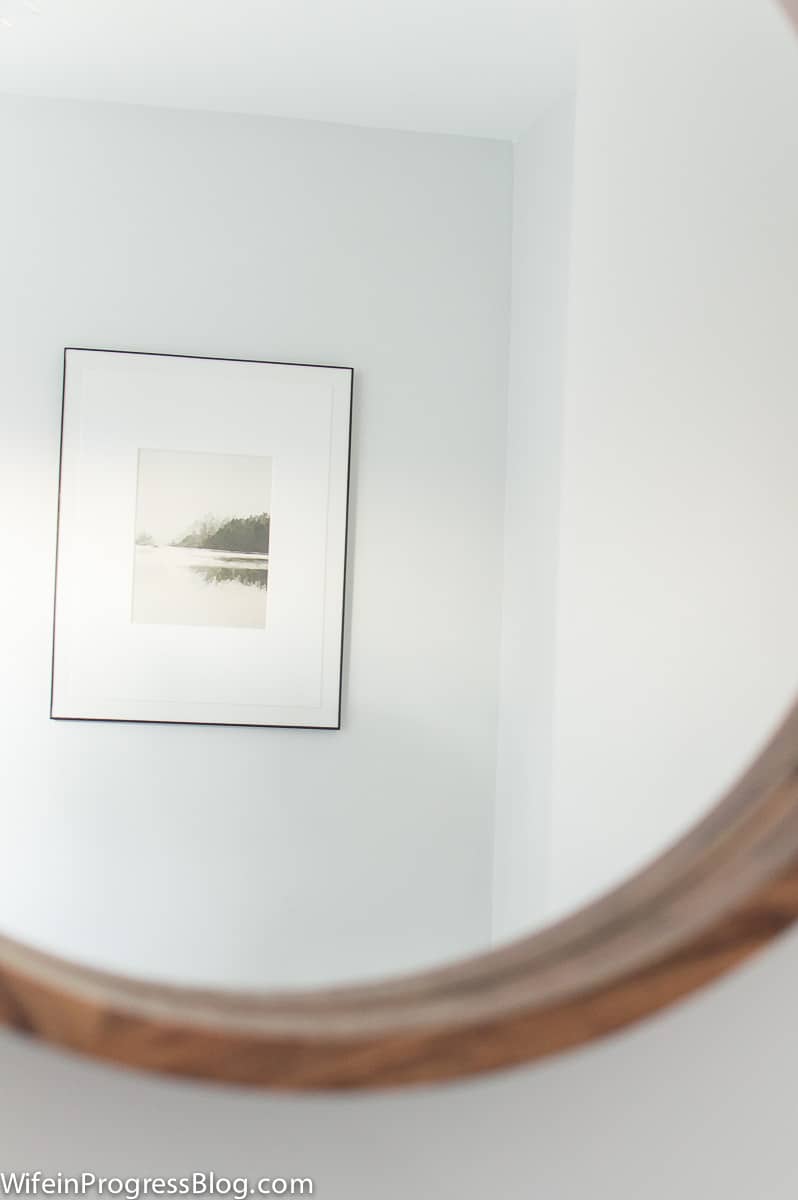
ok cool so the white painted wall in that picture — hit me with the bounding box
[547,0,798,919]
[492,96,575,941]
[0,94,512,987]
[494,0,798,934]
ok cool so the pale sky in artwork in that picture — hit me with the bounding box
[134,449,272,545]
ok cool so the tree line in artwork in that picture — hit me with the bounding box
[136,513,270,555]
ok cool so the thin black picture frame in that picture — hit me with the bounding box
[50,346,354,731]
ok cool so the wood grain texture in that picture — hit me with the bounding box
[1,692,798,1089]
[0,0,795,1094]
[781,0,798,32]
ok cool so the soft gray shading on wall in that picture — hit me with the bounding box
[548,0,798,921]
[492,95,576,941]
[0,94,512,988]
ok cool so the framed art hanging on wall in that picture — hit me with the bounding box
[51,348,353,730]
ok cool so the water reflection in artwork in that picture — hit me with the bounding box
[132,448,272,629]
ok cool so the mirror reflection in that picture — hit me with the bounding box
[1,0,797,993]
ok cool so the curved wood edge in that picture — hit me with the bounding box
[782,0,798,32]
[1,692,798,1089]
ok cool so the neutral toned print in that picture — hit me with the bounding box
[132,449,272,629]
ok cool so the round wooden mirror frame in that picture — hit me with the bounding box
[1,694,796,1091]
[0,1,796,1093]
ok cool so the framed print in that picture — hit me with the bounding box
[51,348,353,729]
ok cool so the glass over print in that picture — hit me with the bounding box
[51,350,353,729]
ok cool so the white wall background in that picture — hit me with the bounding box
[0,95,512,987]
[492,95,575,941]
[546,0,798,920]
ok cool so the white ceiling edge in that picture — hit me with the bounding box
[0,0,578,141]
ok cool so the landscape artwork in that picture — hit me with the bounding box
[132,449,272,629]
[51,348,353,728]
